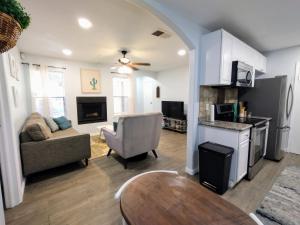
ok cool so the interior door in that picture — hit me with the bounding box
[143,79,154,113]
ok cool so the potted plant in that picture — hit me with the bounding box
[0,0,30,53]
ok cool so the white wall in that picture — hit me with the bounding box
[263,46,300,83]
[24,54,112,133]
[131,0,209,175]
[23,54,159,134]
[0,46,29,208]
[156,66,189,114]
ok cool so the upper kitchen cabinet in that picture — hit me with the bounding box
[232,38,267,73]
[200,29,267,86]
[255,52,267,73]
[200,29,233,86]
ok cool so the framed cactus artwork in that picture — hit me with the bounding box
[80,69,101,93]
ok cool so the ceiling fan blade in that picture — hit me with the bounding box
[111,72,122,74]
[131,62,151,66]
[127,64,139,71]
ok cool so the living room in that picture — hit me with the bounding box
[0,0,191,223]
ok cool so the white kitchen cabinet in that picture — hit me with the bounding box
[255,52,267,73]
[200,29,233,86]
[199,125,250,187]
[201,29,267,86]
[237,140,249,181]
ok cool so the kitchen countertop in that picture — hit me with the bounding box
[199,119,253,131]
[252,116,272,121]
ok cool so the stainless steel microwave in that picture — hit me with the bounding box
[232,61,254,87]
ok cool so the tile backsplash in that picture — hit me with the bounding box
[199,86,238,118]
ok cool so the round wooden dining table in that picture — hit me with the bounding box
[120,172,256,225]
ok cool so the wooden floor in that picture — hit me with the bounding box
[5,130,300,225]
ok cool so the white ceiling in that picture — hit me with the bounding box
[158,0,300,52]
[18,0,188,72]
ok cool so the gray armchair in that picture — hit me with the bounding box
[102,113,163,168]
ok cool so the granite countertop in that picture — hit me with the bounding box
[252,116,272,121]
[199,119,253,131]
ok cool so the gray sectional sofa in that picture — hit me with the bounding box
[20,113,91,176]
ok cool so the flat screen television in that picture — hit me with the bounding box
[162,101,184,119]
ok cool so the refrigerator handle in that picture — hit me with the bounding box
[286,84,294,119]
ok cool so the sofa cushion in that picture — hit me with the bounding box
[30,112,42,118]
[50,128,80,140]
[53,116,72,130]
[45,117,59,132]
[26,123,50,141]
[23,114,52,141]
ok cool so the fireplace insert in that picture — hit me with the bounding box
[77,97,107,124]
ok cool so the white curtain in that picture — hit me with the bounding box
[29,64,65,117]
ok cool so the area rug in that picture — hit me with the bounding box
[256,166,300,225]
[90,135,109,159]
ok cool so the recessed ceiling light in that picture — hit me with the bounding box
[78,18,92,29]
[62,49,72,56]
[110,66,117,70]
[177,49,186,56]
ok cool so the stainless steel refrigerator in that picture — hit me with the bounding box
[238,75,294,161]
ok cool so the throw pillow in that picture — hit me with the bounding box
[26,123,50,141]
[45,117,59,132]
[53,116,72,130]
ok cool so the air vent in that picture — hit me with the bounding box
[152,29,171,39]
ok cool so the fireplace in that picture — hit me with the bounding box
[77,97,107,124]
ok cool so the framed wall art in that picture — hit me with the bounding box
[80,69,101,93]
[8,54,19,80]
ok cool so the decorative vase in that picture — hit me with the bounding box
[0,12,22,53]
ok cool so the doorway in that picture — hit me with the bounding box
[143,78,155,113]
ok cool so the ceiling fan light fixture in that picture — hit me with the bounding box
[118,65,133,74]
[120,57,130,64]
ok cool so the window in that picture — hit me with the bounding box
[30,65,65,117]
[113,77,130,114]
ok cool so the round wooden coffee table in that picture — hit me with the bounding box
[120,172,256,225]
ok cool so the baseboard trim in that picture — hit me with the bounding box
[185,166,198,175]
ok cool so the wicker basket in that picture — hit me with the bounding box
[0,12,22,53]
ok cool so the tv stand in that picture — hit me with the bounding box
[162,117,187,133]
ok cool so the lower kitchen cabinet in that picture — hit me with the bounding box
[199,125,250,187]
[237,140,249,182]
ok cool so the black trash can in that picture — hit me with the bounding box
[198,142,234,195]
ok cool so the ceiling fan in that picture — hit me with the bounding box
[111,50,151,74]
